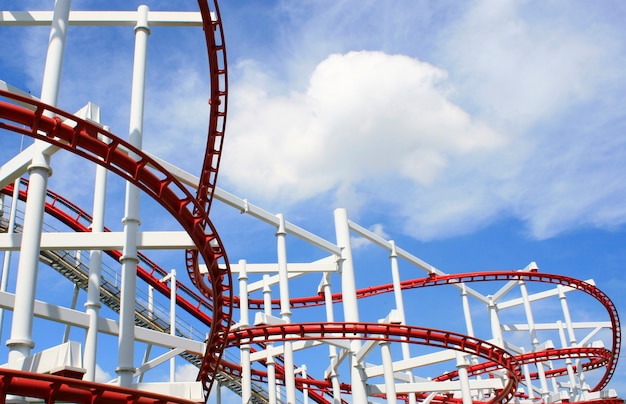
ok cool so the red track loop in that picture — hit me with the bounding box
[0,368,199,404]
[0,90,232,396]
[2,177,621,402]
[186,1,230,391]
[434,347,612,382]
[227,322,523,404]
[251,270,620,393]
[196,0,228,214]
[2,181,338,404]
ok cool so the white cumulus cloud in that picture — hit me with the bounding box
[223,50,505,228]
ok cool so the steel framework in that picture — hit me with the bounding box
[0,1,622,403]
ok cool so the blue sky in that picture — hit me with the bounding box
[1,0,626,401]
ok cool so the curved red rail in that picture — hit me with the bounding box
[435,347,612,382]
[182,2,231,391]
[2,178,621,401]
[1,1,620,403]
[0,368,199,404]
[227,322,523,404]
[0,90,231,396]
[1,178,621,402]
[244,270,620,393]
[2,180,337,404]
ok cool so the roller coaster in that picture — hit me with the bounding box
[0,2,622,403]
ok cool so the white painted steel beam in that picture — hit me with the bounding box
[501,321,612,331]
[133,348,185,377]
[0,291,206,354]
[149,153,344,256]
[365,348,461,378]
[348,220,489,304]
[0,11,203,26]
[7,0,70,368]
[0,231,195,250]
[250,340,320,363]
[497,280,594,310]
[367,378,504,395]
[230,256,337,274]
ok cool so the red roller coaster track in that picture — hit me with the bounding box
[0,0,623,403]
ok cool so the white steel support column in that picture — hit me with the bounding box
[519,280,549,397]
[321,273,342,403]
[276,214,296,404]
[334,208,367,403]
[7,0,71,366]
[263,275,277,404]
[63,284,80,342]
[117,5,150,388]
[0,178,20,337]
[238,260,252,404]
[301,365,309,404]
[84,129,108,381]
[138,344,152,383]
[556,322,577,395]
[487,296,503,347]
[558,286,580,395]
[380,341,397,403]
[461,285,482,400]
[390,241,416,404]
[160,270,177,382]
[521,348,535,400]
[215,382,222,404]
[461,285,475,337]
[456,352,473,404]
[148,286,154,319]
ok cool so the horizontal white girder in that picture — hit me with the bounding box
[349,219,489,304]
[497,280,594,309]
[249,340,323,363]
[148,152,344,256]
[0,11,203,26]
[367,378,504,395]
[365,348,461,378]
[0,290,206,354]
[231,258,337,275]
[502,321,612,331]
[0,231,195,250]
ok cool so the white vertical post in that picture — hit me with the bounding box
[487,296,503,346]
[0,178,20,337]
[521,348,535,400]
[321,273,342,403]
[170,271,176,382]
[380,341,397,403]
[160,269,177,382]
[520,280,549,397]
[7,0,71,366]
[238,260,252,404]
[148,286,154,319]
[215,381,222,404]
[117,4,150,388]
[334,208,367,402]
[84,129,108,381]
[138,344,152,383]
[456,352,473,404]
[276,214,296,404]
[263,275,277,404]
[63,284,80,342]
[301,364,309,404]
[390,241,416,404]
[461,285,475,337]
[558,285,580,395]
[461,285,483,399]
